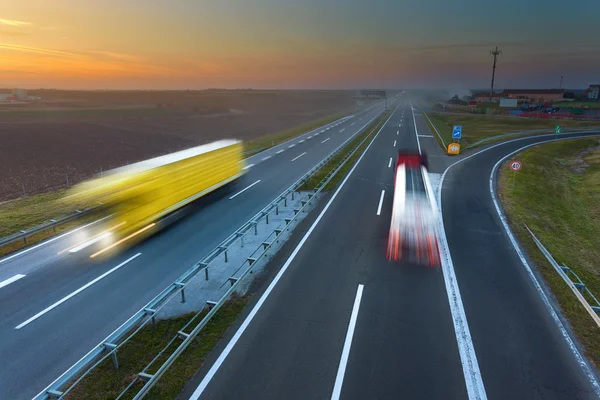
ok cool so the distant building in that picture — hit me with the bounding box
[12,88,27,101]
[586,85,600,101]
[0,94,11,102]
[473,89,565,104]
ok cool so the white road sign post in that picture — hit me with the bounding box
[510,160,522,187]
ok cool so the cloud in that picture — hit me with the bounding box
[0,29,29,37]
[0,43,82,58]
[0,18,31,27]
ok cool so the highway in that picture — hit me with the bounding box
[3,95,600,400]
[0,101,389,400]
[183,101,600,400]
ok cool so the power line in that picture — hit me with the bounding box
[489,46,502,99]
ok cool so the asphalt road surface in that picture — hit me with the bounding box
[184,103,600,400]
[0,100,390,400]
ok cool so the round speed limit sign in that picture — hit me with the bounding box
[510,160,522,171]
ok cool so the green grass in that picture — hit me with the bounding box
[0,191,98,257]
[554,102,600,109]
[299,111,389,191]
[498,138,600,367]
[427,113,600,149]
[65,296,250,400]
[243,110,353,156]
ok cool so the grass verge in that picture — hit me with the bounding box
[243,110,352,155]
[65,295,250,400]
[299,111,389,191]
[497,138,600,367]
[554,102,600,109]
[427,113,600,149]
[0,191,98,257]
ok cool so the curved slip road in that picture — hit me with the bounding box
[0,101,390,400]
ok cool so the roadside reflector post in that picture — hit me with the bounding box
[224,249,228,263]
[284,196,287,207]
[205,267,209,281]
[276,205,279,215]
[292,191,295,200]
[266,213,269,224]
[253,222,258,235]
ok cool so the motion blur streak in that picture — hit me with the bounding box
[387,152,440,267]
[64,140,245,257]
[90,223,155,258]
[58,222,126,255]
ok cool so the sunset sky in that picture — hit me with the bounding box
[1,0,599,90]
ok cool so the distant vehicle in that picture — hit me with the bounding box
[387,151,440,267]
[64,140,245,258]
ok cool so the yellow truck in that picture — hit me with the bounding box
[65,139,245,257]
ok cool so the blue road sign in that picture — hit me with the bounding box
[452,125,462,139]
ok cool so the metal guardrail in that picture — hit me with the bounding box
[0,207,98,249]
[525,224,600,328]
[34,104,391,400]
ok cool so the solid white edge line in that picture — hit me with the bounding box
[488,138,600,396]
[188,104,399,400]
[331,284,364,400]
[388,157,392,168]
[0,274,26,289]
[229,180,261,200]
[410,101,422,155]
[0,216,110,265]
[322,138,331,144]
[437,167,488,400]
[291,152,307,162]
[15,253,141,329]
[376,190,385,215]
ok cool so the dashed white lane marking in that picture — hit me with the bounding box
[388,157,393,168]
[291,152,307,162]
[288,144,296,148]
[393,140,396,147]
[376,190,385,215]
[331,284,365,400]
[276,150,284,154]
[15,253,142,329]
[322,138,331,144]
[243,164,254,170]
[229,180,261,200]
[262,155,272,161]
[0,274,26,289]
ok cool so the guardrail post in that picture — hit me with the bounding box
[254,222,258,235]
[50,219,57,232]
[175,282,186,303]
[105,342,119,369]
[275,205,279,215]
[144,308,157,329]
[292,191,295,200]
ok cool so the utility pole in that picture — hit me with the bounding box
[560,76,564,89]
[489,46,502,100]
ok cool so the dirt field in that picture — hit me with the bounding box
[0,90,357,200]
